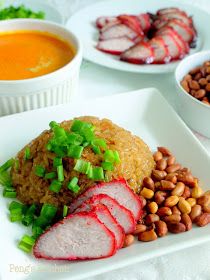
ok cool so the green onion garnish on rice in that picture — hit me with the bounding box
[44,172,56,180]
[63,205,68,217]
[23,147,31,160]
[74,159,91,174]
[57,165,64,182]
[67,177,80,193]
[35,165,45,177]
[49,180,62,193]
[67,144,84,159]
[3,187,16,198]
[91,167,104,181]
[101,161,114,171]
[0,158,14,173]
[53,157,62,167]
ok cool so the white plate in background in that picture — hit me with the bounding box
[1,0,63,24]
[0,87,210,280]
[66,0,209,73]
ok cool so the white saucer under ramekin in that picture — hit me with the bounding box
[0,19,82,116]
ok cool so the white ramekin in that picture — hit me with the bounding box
[175,50,210,138]
[0,19,82,116]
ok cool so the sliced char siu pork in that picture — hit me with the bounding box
[159,33,182,60]
[99,23,139,41]
[158,12,193,27]
[148,36,170,64]
[137,13,151,33]
[166,19,195,43]
[69,179,143,221]
[75,203,125,248]
[75,193,136,234]
[120,41,154,64]
[34,212,117,260]
[96,37,135,55]
[96,16,119,29]
[157,7,182,16]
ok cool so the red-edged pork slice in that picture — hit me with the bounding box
[117,14,144,36]
[76,194,135,234]
[96,16,119,29]
[166,19,195,43]
[157,7,182,16]
[120,41,154,64]
[75,203,125,247]
[156,26,189,55]
[99,23,138,40]
[160,33,182,60]
[137,13,151,33]
[149,37,170,64]
[69,179,143,221]
[159,12,193,27]
[96,37,135,55]
[34,212,117,260]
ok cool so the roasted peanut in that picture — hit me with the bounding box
[182,186,191,199]
[194,72,202,80]
[152,170,167,181]
[189,80,200,90]
[171,182,185,196]
[192,89,206,99]
[168,222,186,233]
[186,197,197,207]
[145,214,160,225]
[139,195,147,208]
[156,158,167,171]
[172,206,181,215]
[165,173,177,184]
[197,194,210,207]
[160,180,176,191]
[177,173,194,185]
[191,186,203,198]
[154,191,167,205]
[198,78,208,86]
[190,204,202,221]
[196,213,210,227]
[157,147,171,156]
[203,205,210,213]
[206,83,210,91]
[143,177,155,191]
[140,187,154,199]
[133,224,147,235]
[189,66,200,75]
[166,164,181,173]
[153,151,163,162]
[148,202,158,214]
[123,234,134,247]
[164,195,179,207]
[164,214,181,224]
[181,213,192,231]
[155,220,168,237]
[181,80,190,92]
[178,198,191,214]
[138,228,157,242]
[167,156,176,166]
[157,207,172,217]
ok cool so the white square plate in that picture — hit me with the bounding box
[0,88,210,280]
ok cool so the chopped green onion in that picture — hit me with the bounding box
[91,167,104,180]
[67,177,80,193]
[113,151,121,163]
[83,142,89,147]
[3,187,16,198]
[66,132,83,145]
[81,127,95,142]
[32,225,43,239]
[18,235,35,253]
[22,214,34,226]
[14,159,19,171]
[63,205,68,217]
[53,157,62,167]
[53,146,66,157]
[40,203,57,220]
[91,138,107,149]
[92,145,101,155]
[68,183,80,193]
[102,161,114,171]
[49,180,62,193]
[9,201,23,211]
[104,150,115,163]
[87,165,93,179]
[67,144,84,159]
[49,121,59,129]
[74,159,91,174]
[0,171,12,187]
[26,204,36,215]
[24,147,31,160]
[10,208,22,222]
[46,142,52,151]
[53,126,67,143]
[44,172,56,180]
[35,165,45,177]
[0,158,14,172]
[71,120,85,132]
[34,216,49,228]
[57,165,64,182]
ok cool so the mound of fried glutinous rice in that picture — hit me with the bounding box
[11,116,155,208]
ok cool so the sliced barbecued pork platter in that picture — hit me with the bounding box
[66,0,210,73]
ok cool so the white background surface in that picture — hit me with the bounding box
[48,0,210,280]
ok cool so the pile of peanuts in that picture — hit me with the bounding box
[180,60,210,105]
[123,146,210,247]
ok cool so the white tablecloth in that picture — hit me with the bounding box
[51,0,210,279]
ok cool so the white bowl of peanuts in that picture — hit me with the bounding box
[175,50,210,138]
